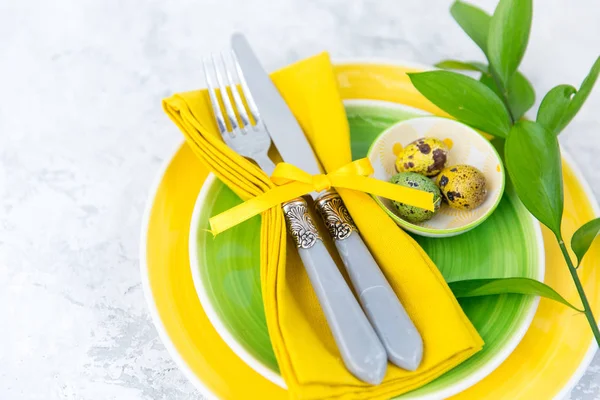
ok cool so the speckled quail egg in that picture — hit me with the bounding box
[436,165,487,210]
[390,172,442,223]
[395,137,449,177]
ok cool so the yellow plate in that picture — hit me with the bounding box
[141,61,600,399]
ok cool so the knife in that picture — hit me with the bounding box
[232,33,423,372]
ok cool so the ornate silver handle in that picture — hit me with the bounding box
[282,197,387,384]
[315,191,424,371]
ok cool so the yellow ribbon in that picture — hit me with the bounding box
[209,158,434,234]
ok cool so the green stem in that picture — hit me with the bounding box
[558,236,600,345]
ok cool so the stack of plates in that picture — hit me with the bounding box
[141,61,600,399]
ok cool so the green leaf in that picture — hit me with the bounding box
[571,218,600,267]
[507,72,535,120]
[449,277,582,312]
[488,0,533,88]
[490,137,507,165]
[505,121,564,236]
[480,71,502,97]
[450,1,491,54]
[408,70,512,138]
[435,60,488,73]
[480,71,534,120]
[537,84,577,134]
[555,56,600,134]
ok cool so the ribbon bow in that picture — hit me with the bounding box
[209,158,434,235]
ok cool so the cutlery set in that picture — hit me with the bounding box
[203,33,423,384]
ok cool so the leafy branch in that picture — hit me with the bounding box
[408,0,600,345]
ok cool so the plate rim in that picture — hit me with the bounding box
[188,99,545,399]
[139,139,220,400]
[140,59,600,400]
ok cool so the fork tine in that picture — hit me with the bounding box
[203,57,229,137]
[222,52,252,130]
[212,53,244,135]
[232,50,265,128]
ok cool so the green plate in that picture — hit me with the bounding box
[190,100,543,398]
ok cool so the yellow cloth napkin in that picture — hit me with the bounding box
[163,53,484,400]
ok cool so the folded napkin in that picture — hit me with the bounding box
[163,53,483,400]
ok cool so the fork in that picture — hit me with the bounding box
[203,53,389,384]
[204,53,276,175]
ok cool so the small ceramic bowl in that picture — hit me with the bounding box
[367,116,505,237]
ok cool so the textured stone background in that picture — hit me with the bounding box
[1,0,599,399]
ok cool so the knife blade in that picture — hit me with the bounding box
[231,34,322,180]
[231,33,424,372]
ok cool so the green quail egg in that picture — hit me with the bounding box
[395,137,449,177]
[436,165,487,210]
[390,172,442,223]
